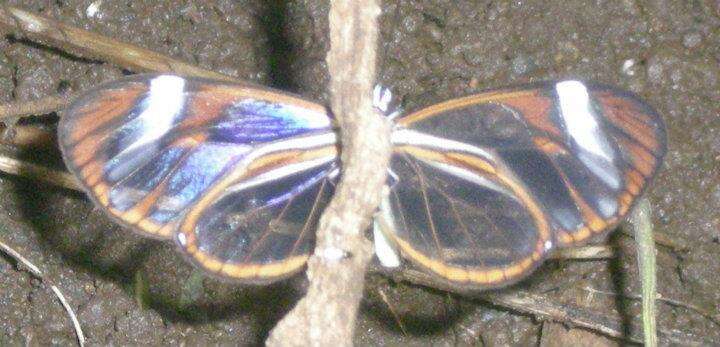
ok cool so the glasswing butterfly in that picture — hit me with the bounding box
[58,74,666,289]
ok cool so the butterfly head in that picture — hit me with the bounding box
[372,84,402,122]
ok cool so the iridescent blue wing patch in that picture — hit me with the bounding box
[59,74,338,282]
[383,80,666,289]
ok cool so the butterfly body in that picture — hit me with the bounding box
[59,74,666,288]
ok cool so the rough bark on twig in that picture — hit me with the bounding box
[266,1,388,346]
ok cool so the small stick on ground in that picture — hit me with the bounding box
[0,94,74,121]
[0,5,243,122]
[0,124,56,148]
[0,154,80,190]
[0,239,85,347]
[484,290,701,345]
[550,245,615,260]
[621,228,689,253]
[0,5,237,82]
[377,287,407,336]
[584,286,720,327]
[391,268,710,345]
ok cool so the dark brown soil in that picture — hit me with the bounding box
[0,1,718,345]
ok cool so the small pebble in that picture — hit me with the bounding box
[621,59,636,76]
[682,32,702,49]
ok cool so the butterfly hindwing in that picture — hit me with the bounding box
[174,133,338,282]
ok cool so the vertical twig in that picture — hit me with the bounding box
[629,198,658,347]
[266,1,389,346]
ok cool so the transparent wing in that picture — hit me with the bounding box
[386,80,666,288]
[59,74,337,282]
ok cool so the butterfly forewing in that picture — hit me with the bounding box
[388,81,666,288]
[59,74,338,282]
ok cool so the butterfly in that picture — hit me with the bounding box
[58,74,666,289]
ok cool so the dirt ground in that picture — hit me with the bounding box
[0,1,718,345]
